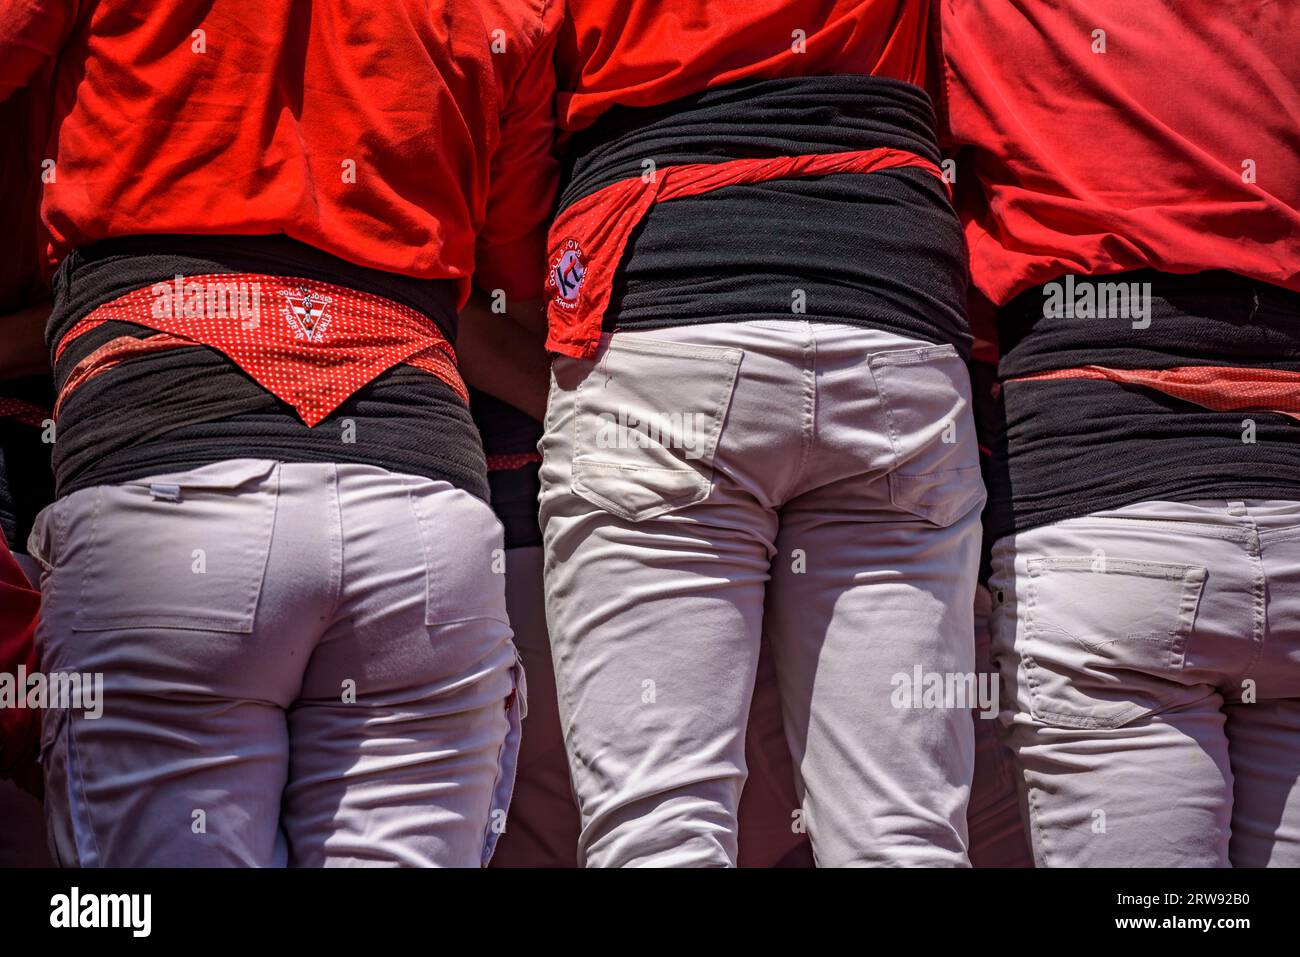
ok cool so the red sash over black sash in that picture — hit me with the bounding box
[544,147,950,359]
[1007,366,1300,422]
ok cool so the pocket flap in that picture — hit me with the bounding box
[120,458,279,493]
[570,335,741,523]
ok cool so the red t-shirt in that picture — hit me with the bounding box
[936,0,1300,307]
[556,0,932,132]
[0,0,562,302]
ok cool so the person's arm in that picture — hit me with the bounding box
[0,300,51,381]
[472,3,562,342]
[457,291,549,421]
[459,4,563,421]
[0,1,77,102]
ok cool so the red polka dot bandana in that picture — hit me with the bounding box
[0,398,49,429]
[54,274,467,426]
[485,451,542,472]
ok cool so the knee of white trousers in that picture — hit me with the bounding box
[581,789,742,868]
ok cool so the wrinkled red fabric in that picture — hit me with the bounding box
[0,0,561,301]
[556,0,931,132]
[936,0,1300,306]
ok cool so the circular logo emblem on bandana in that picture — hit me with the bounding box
[548,239,586,310]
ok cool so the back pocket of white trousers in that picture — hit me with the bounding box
[71,461,278,633]
[572,335,741,523]
[1023,557,1207,729]
[869,344,984,527]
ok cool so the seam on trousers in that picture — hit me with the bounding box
[1025,777,1052,867]
[67,715,102,866]
[482,737,510,867]
[259,464,286,627]
[784,323,817,503]
[1260,527,1300,546]
[1049,516,1253,543]
[1245,527,1267,681]
[867,356,901,467]
[552,621,589,859]
[60,488,104,865]
[568,365,581,493]
[399,474,431,629]
[324,463,344,624]
[480,667,524,867]
[1023,572,1044,719]
[34,511,67,866]
[74,486,104,627]
[1018,567,1052,866]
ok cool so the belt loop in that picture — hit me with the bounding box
[149,483,182,502]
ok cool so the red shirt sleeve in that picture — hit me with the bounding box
[473,1,561,302]
[0,0,77,102]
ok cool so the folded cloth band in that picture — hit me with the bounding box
[54,273,467,426]
[1008,364,1300,422]
[544,147,949,359]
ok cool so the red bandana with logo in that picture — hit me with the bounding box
[54,274,466,426]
